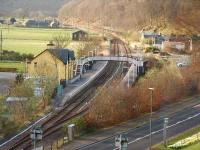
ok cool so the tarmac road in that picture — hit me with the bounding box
[0,72,15,95]
[0,72,16,79]
[76,100,200,150]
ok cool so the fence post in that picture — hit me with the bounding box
[163,118,169,147]
[57,140,58,149]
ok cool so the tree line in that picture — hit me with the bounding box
[1,50,34,61]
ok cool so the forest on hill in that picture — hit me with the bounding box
[59,0,200,34]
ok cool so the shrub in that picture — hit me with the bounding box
[145,46,160,53]
[15,73,24,84]
[85,63,186,128]
[0,116,19,137]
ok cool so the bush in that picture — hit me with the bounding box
[145,46,160,53]
[0,68,17,72]
[0,116,19,137]
[15,73,24,84]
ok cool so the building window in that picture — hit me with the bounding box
[34,62,37,68]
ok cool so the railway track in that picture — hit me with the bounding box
[1,41,125,150]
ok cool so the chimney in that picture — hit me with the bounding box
[47,41,55,49]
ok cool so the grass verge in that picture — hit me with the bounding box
[0,61,25,72]
[153,125,200,150]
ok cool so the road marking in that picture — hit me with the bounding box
[113,112,200,150]
[193,104,200,108]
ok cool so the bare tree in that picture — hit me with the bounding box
[75,37,102,59]
[52,33,71,49]
[76,41,86,59]
[35,62,58,108]
[8,80,35,124]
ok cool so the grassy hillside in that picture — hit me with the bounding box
[59,0,200,35]
[0,0,71,17]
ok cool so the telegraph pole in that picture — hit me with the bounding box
[0,30,3,60]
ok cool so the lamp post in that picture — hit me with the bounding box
[189,38,193,51]
[148,87,154,150]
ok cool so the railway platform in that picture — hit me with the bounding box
[54,61,108,107]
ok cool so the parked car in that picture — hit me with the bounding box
[177,62,188,67]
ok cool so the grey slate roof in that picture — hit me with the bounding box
[142,31,158,38]
[48,48,75,65]
[73,30,88,34]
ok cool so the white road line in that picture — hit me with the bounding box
[113,112,200,150]
[193,104,200,108]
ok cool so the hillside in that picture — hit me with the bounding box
[59,0,200,34]
[0,0,71,17]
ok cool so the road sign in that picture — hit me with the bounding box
[115,135,121,148]
[31,126,43,140]
[115,134,128,150]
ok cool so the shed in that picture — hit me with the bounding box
[72,30,88,41]
[0,19,5,24]
[50,21,59,28]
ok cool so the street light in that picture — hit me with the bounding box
[189,38,193,51]
[148,87,154,150]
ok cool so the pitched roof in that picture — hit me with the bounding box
[141,31,158,38]
[72,30,88,34]
[48,48,75,64]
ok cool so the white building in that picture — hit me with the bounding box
[162,41,185,51]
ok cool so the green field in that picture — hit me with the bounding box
[1,26,75,55]
[0,61,25,72]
